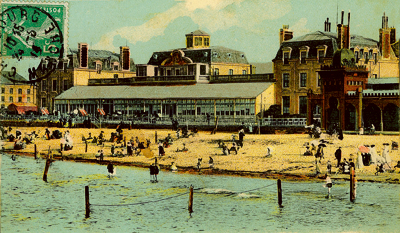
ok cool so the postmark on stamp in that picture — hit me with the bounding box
[0,1,68,84]
[1,1,68,59]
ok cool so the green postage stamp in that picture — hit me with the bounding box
[0,1,68,59]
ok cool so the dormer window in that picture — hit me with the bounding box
[204,38,209,46]
[299,46,309,64]
[195,37,202,46]
[317,45,327,63]
[113,62,119,71]
[213,52,218,57]
[241,54,245,59]
[153,54,158,59]
[227,53,231,58]
[282,47,292,65]
[203,52,208,57]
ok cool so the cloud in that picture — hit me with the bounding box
[92,0,291,52]
[290,18,311,36]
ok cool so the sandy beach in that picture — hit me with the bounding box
[2,126,400,183]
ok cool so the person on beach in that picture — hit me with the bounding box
[222,144,229,155]
[111,144,115,156]
[107,162,114,178]
[315,157,321,175]
[335,147,342,167]
[170,162,178,172]
[356,151,364,170]
[127,141,133,156]
[158,142,165,156]
[238,129,245,148]
[197,158,202,170]
[209,156,214,168]
[230,141,238,155]
[382,143,391,167]
[315,144,324,161]
[327,160,332,174]
[266,146,273,158]
[45,128,51,140]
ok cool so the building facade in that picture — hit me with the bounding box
[0,72,36,109]
[36,44,136,113]
[54,83,275,122]
[273,12,399,117]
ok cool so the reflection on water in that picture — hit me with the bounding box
[1,154,400,232]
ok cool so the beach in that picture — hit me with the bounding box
[2,126,400,183]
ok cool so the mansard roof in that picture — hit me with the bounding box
[147,46,249,65]
[273,31,379,61]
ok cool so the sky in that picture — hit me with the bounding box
[5,0,400,68]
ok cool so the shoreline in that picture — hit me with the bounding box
[1,127,400,184]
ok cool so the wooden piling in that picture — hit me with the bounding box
[85,141,88,153]
[34,144,37,159]
[350,167,356,202]
[277,179,283,207]
[188,185,194,213]
[85,186,90,218]
[43,159,51,182]
[155,131,157,144]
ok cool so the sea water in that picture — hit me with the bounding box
[1,154,400,232]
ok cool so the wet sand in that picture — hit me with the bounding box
[2,127,400,183]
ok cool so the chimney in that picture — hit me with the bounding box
[341,10,344,25]
[279,25,293,45]
[380,12,392,59]
[120,46,130,71]
[78,43,89,68]
[337,10,350,49]
[324,18,331,32]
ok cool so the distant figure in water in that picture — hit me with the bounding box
[150,158,159,182]
[325,174,333,197]
[107,162,114,178]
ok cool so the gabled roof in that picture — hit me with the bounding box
[55,83,272,100]
[147,46,249,65]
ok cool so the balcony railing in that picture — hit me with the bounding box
[209,73,274,83]
[88,75,197,85]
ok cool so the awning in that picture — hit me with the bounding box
[7,103,38,115]
[98,108,106,115]
[79,108,88,116]
[41,108,49,115]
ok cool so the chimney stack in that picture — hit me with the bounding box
[279,25,293,45]
[78,43,89,69]
[120,46,130,71]
[341,10,344,25]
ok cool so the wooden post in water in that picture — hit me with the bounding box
[277,179,283,207]
[43,159,51,182]
[34,144,37,159]
[85,141,88,153]
[188,185,194,213]
[155,131,157,144]
[85,186,90,218]
[350,167,356,202]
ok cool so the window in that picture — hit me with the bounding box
[63,80,68,90]
[318,50,325,63]
[242,70,247,75]
[9,96,13,102]
[1,88,4,94]
[27,89,30,94]
[1,96,4,102]
[27,97,30,103]
[52,80,57,91]
[282,96,290,114]
[10,88,13,94]
[186,37,193,47]
[355,51,359,63]
[200,65,206,75]
[18,88,22,94]
[41,98,46,108]
[214,68,219,76]
[317,73,321,87]
[41,80,46,91]
[373,53,377,64]
[299,96,307,115]
[195,37,202,46]
[175,69,180,75]
[204,38,209,46]
[300,73,307,87]
[300,51,306,64]
[18,97,22,102]
[283,73,289,88]
[283,52,289,65]
[229,69,233,75]
[96,63,102,73]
